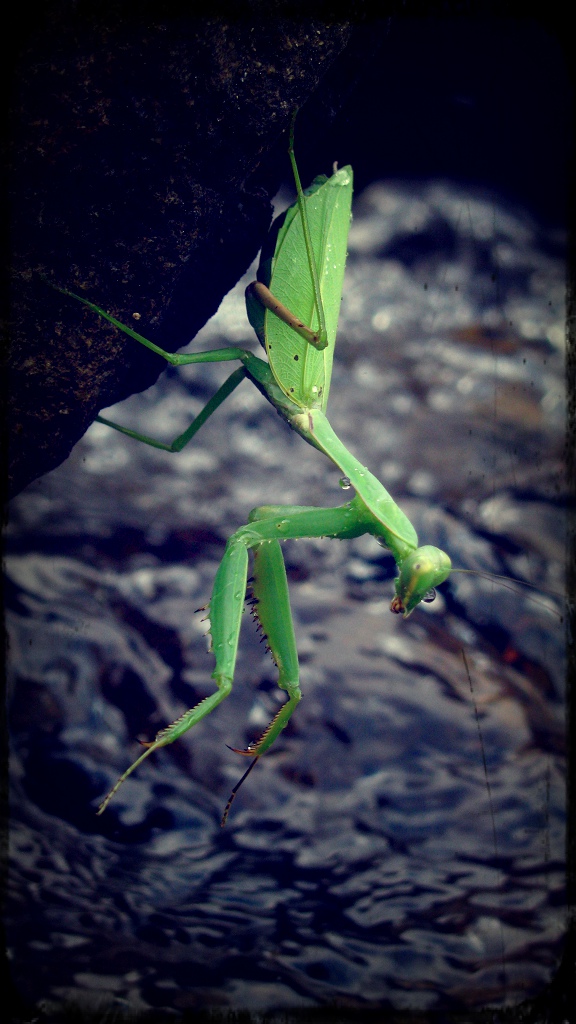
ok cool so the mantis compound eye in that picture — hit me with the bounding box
[392,546,451,616]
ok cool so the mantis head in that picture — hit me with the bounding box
[391,545,452,617]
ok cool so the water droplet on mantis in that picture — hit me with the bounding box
[423,588,436,603]
[339,476,351,490]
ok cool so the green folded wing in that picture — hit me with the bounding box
[258,166,353,413]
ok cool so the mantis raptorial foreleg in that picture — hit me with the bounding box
[95,501,371,814]
[240,535,301,754]
[234,502,371,754]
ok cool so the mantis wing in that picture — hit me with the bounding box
[249,167,353,413]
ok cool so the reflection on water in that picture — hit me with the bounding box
[7,179,566,1017]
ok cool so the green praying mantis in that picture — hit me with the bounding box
[53,115,459,821]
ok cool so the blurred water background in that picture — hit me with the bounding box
[6,175,566,1018]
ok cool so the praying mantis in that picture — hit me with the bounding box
[53,115,458,820]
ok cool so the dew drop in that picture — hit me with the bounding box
[423,588,436,604]
[339,476,351,490]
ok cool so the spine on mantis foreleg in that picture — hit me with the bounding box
[208,520,306,760]
[244,539,302,756]
[250,540,299,688]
